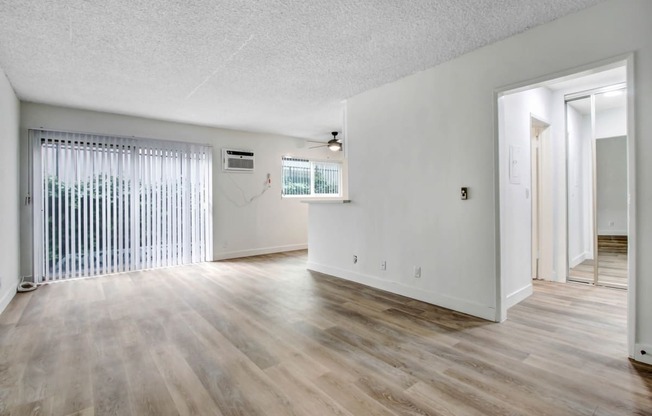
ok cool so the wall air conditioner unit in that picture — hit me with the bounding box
[222,149,254,172]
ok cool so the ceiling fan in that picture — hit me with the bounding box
[308,131,342,151]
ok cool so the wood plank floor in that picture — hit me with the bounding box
[1,250,650,416]
[568,252,628,287]
[569,236,628,288]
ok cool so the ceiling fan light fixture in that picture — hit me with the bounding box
[308,131,343,151]
[328,131,342,151]
[328,140,342,151]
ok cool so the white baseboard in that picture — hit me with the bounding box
[214,244,307,261]
[307,262,496,321]
[0,287,16,316]
[505,283,533,309]
[597,230,628,236]
[570,252,588,268]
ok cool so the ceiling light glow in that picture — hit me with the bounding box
[603,90,624,98]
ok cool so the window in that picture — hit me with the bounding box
[31,129,213,281]
[282,157,341,197]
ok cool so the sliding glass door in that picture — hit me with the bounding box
[31,130,213,282]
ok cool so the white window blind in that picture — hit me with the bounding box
[31,130,213,282]
[281,157,341,197]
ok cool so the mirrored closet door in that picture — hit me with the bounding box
[566,84,628,289]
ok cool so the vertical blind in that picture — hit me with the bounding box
[31,130,213,282]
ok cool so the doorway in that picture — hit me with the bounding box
[530,117,551,280]
[496,57,635,357]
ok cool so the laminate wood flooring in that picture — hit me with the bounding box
[1,250,650,415]
[569,236,628,288]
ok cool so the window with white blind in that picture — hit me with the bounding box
[281,157,341,197]
[30,130,213,282]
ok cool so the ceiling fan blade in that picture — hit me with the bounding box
[307,132,341,150]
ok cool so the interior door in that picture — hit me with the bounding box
[531,128,540,279]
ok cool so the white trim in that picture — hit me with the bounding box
[31,132,42,282]
[493,90,505,323]
[597,230,627,236]
[214,244,308,261]
[0,287,16,315]
[505,284,533,309]
[625,53,636,359]
[308,262,496,321]
[570,252,588,269]
[301,199,351,204]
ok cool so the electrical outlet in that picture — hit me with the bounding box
[380,261,386,271]
[353,255,358,264]
[635,343,652,366]
[414,266,421,278]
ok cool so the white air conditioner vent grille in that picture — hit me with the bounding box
[223,149,254,172]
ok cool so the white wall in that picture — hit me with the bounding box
[307,0,652,359]
[20,103,342,276]
[597,136,628,235]
[0,65,20,314]
[498,87,552,307]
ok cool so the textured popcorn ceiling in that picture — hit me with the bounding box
[0,0,605,140]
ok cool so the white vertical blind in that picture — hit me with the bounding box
[31,130,213,282]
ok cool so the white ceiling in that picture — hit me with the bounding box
[0,0,606,140]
